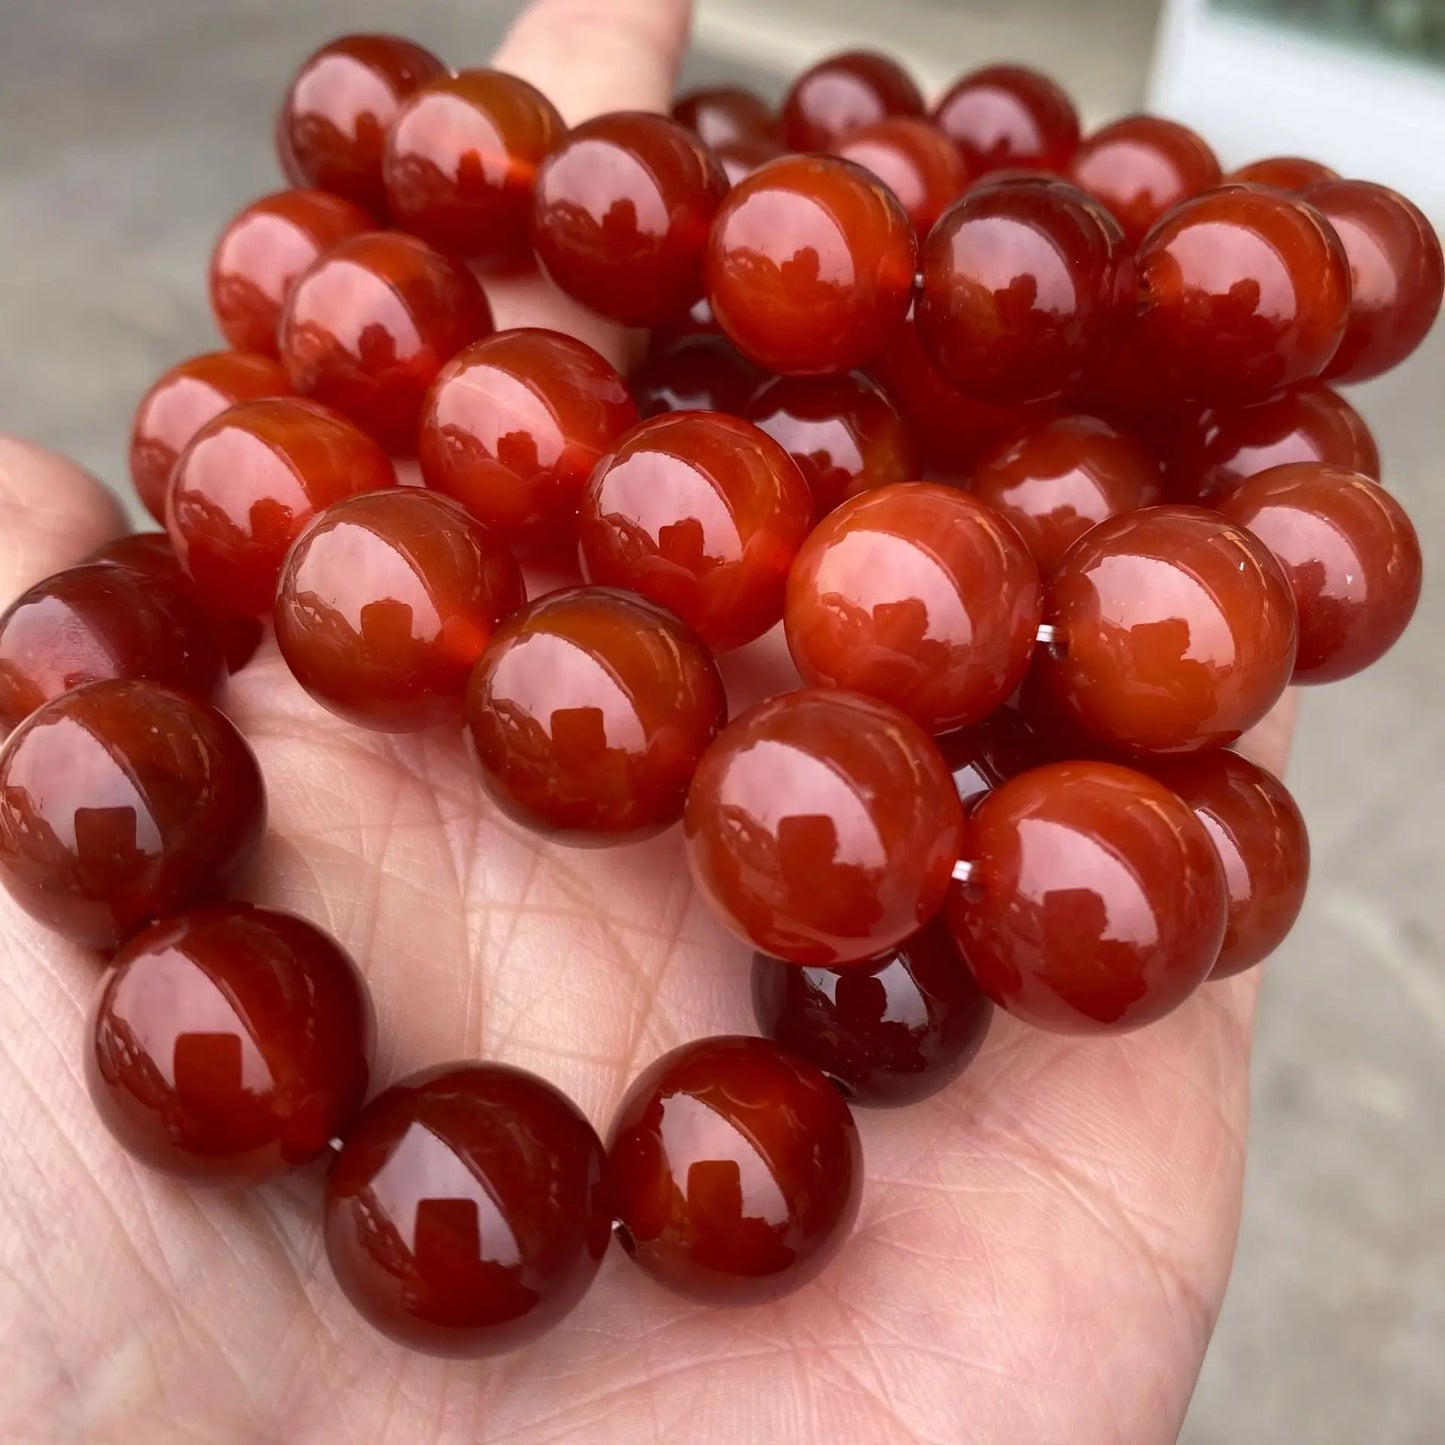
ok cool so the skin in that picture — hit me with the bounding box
[0,3,1297,1440]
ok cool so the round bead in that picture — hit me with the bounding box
[532,112,728,327]
[1228,156,1338,192]
[606,1035,862,1302]
[713,135,785,187]
[577,412,813,651]
[0,681,265,948]
[280,231,494,453]
[129,352,292,523]
[685,689,965,965]
[705,154,918,376]
[1135,186,1351,405]
[382,69,565,265]
[967,413,1163,573]
[1033,505,1298,754]
[276,490,524,732]
[779,50,924,151]
[630,334,763,420]
[785,484,1041,733]
[87,904,372,1184]
[465,587,726,844]
[325,1062,610,1356]
[751,920,992,1107]
[166,397,398,618]
[208,189,374,357]
[831,117,968,235]
[931,64,1080,175]
[275,33,446,214]
[0,562,224,732]
[418,328,637,555]
[672,87,777,149]
[1217,462,1422,683]
[935,707,1048,809]
[1303,179,1445,383]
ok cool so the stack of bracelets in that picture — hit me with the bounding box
[0,38,1433,1355]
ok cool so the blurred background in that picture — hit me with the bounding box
[0,0,1440,1440]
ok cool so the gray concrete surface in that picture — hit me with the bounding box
[0,1,1440,1441]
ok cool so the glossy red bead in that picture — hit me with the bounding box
[629,334,762,420]
[208,189,374,357]
[1033,505,1298,754]
[382,69,565,265]
[1218,462,1422,683]
[945,760,1227,1032]
[0,681,265,948]
[705,154,918,376]
[276,490,524,732]
[418,328,637,555]
[751,919,992,1107]
[577,412,813,651]
[129,352,293,523]
[326,1062,610,1356]
[931,65,1080,175]
[779,50,924,151]
[935,707,1049,809]
[672,87,778,149]
[275,33,447,214]
[87,904,372,1184]
[713,135,786,187]
[831,117,968,235]
[785,484,1041,733]
[685,689,965,965]
[280,231,494,453]
[1228,156,1338,192]
[167,397,398,617]
[606,1035,862,1302]
[533,112,728,327]
[465,587,726,844]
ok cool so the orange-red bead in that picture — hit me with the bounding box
[672,87,777,149]
[630,334,763,420]
[779,50,924,151]
[931,65,1080,175]
[831,117,968,235]
[1228,156,1338,192]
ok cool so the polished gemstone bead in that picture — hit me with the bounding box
[685,689,965,965]
[465,587,726,844]
[830,116,968,234]
[577,412,813,650]
[934,706,1048,808]
[932,64,1080,175]
[280,231,493,453]
[1033,505,1298,754]
[1228,156,1338,192]
[1217,462,1422,683]
[0,681,265,948]
[712,135,785,186]
[326,1062,610,1356]
[87,904,372,1184]
[779,50,924,151]
[533,112,728,327]
[785,484,1041,732]
[705,155,917,376]
[672,86,778,149]
[418,328,637,555]
[606,1035,861,1302]
[630,334,763,420]
[382,69,565,265]
[167,397,398,617]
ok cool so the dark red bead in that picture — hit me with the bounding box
[1228,156,1338,192]
[931,65,1080,175]
[630,334,763,420]
[87,904,372,1184]
[713,135,785,187]
[831,117,968,235]
[672,87,778,149]
[607,1035,862,1302]
[934,706,1049,809]
[779,50,924,152]
[326,1062,610,1356]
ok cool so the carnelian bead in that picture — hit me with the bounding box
[713,135,785,187]
[831,117,968,235]
[280,231,493,453]
[465,587,726,844]
[751,919,992,1107]
[779,50,924,152]
[326,1062,610,1356]
[705,155,917,376]
[967,414,1162,573]
[1135,186,1351,405]
[935,707,1048,809]
[533,112,728,327]
[129,352,293,523]
[208,189,373,357]
[276,490,524,732]
[931,65,1080,175]
[87,904,372,1185]
[1303,179,1445,383]
[785,484,1041,733]
[684,689,965,965]
[577,412,813,651]
[1229,156,1338,192]
[382,69,565,265]
[167,398,398,618]
[1033,505,1297,755]
[418,328,637,555]
[275,33,447,214]
[0,681,265,949]
[945,760,1226,1032]
[606,1035,861,1302]
[0,563,224,732]
[672,87,778,149]
[1217,462,1422,684]
[629,334,762,420]
[1066,115,1222,243]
